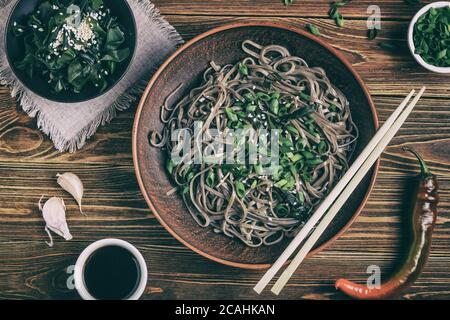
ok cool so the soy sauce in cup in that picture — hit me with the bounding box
[74,239,148,300]
[84,246,141,299]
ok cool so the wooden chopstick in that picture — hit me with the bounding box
[270,87,426,295]
[253,88,419,294]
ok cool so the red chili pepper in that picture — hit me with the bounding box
[335,147,439,299]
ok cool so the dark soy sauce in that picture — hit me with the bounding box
[83,246,140,300]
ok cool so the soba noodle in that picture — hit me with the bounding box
[150,40,358,247]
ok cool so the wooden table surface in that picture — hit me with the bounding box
[0,0,449,300]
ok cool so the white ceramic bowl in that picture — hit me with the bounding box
[408,1,450,74]
[74,239,148,300]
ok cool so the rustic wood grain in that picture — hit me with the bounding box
[153,0,426,19]
[0,1,449,300]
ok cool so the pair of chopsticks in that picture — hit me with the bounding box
[254,87,426,295]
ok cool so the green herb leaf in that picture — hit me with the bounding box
[166,160,175,174]
[270,98,280,115]
[182,186,190,195]
[412,6,450,67]
[225,107,239,122]
[256,92,271,101]
[246,103,257,113]
[92,0,104,10]
[367,28,378,40]
[335,12,345,27]
[235,181,246,198]
[105,26,126,51]
[301,151,316,160]
[206,170,216,187]
[331,1,352,8]
[306,24,321,36]
[274,179,288,188]
[12,0,131,94]
[238,62,249,76]
[317,141,328,154]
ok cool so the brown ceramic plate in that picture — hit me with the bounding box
[133,22,379,269]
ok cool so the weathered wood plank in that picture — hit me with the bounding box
[1,94,448,164]
[166,15,450,98]
[153,0,424,20]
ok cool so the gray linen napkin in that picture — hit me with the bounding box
[0,0,182,152]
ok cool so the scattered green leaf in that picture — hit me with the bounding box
[306,24,321,36]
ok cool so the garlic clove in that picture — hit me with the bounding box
[39,196,73,247]
[56,172,85,215]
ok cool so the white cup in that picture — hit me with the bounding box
[74,239,148,300]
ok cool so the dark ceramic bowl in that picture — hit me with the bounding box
[133,22,379,269]
[5,0,136,103]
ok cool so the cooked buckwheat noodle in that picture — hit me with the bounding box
[150,40,358,247]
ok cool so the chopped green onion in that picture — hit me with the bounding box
[367,28,378,40]
[286,125,299,136]
[297,191,305,204]
[238,62,248,76]
[254,163,263,175]
[306,158,324,166]
[300,171,312,183]
[270,99,279,114]
[166,160,175,174]
[235,181,246,198]
[317,141,327,154]
[290,153,303,163]
[206,170,215,187]
[280,137,293,147]
[299,92,311,102]
[243,92,255,102]
[306,24,321,37]
[256,92,271,101]
[335,12,345,27]
[295,139,307,151]
[271,92,281,100]
[329,104,338,112]
[246,103,257,112]
[225,107,239,122]
[274,179,288,188]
